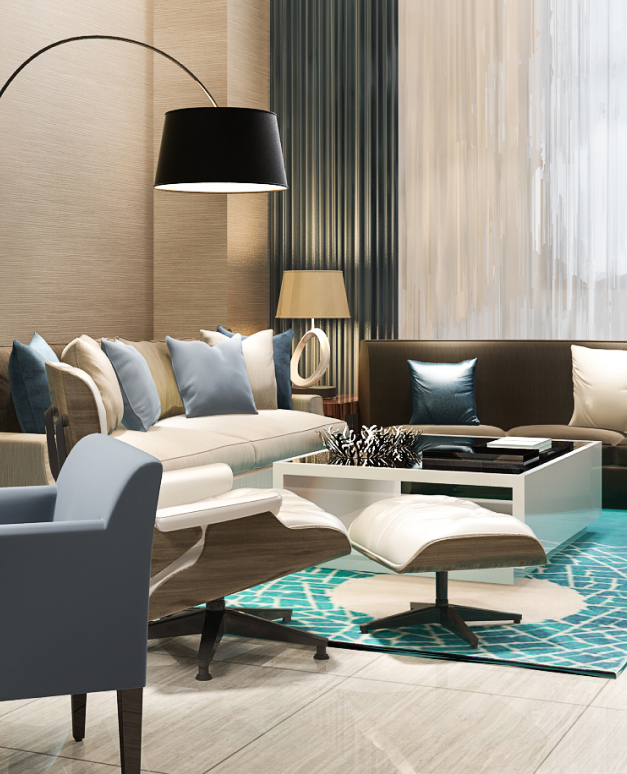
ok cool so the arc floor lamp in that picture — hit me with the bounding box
[0,35,288,193]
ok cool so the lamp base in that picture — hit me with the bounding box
[291,385,337,398]
[290,327,331,388]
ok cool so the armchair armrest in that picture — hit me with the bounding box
[0,519,104,538]
[155,490,282,532]
[0,433,54,487]
[292,393,324,415]
[0,486,57,525]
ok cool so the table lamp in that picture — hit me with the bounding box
[275,270,350,389]
[0,35,288,193]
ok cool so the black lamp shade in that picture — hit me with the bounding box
[154,106,288,193]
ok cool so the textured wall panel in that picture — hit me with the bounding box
[0,0,154,345]
[227,0,271,335]
[153,0,228,339]
[270,0,398,394]
[154,0,271,339]
[399,0,627,341]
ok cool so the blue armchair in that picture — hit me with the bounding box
[0,434,162,773]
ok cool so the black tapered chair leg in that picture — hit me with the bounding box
[71,694,86,742]
[117,688,143,774]
[196,601,226,681]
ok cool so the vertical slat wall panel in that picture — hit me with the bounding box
[270,0,398,395]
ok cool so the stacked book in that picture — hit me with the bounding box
[487,437,552,452]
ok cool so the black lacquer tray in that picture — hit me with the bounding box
[420,437,575,474]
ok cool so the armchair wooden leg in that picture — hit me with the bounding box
[117,688,143,774]
[71,694,86,742]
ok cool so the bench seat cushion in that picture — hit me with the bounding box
[507,425,625,446]
[400,424,505,437]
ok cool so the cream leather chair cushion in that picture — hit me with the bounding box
[349,494,545,573]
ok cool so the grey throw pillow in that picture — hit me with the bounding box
[101,338,161,432]
[166,335,258,418]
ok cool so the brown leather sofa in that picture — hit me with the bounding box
[359,339,627,508]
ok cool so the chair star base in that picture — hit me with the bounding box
[358,571,522,649]
[149,599,329,681]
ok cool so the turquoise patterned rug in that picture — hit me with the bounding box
[227,510,627,678]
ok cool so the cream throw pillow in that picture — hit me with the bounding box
[200,328,278,410]
[569,345,627,432]
[61,335,124,433]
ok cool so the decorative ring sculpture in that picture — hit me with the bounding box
[290,328,330,388]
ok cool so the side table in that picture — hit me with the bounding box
[323,394,359,431]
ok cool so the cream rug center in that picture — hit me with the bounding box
[330,574,585,624]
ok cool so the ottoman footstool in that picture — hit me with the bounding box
[349,494,547,648]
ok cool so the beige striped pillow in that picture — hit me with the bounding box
[200,328,278,410]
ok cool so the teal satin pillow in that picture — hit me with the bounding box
[408,358,480,426]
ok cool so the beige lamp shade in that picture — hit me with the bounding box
[275,271,350,319]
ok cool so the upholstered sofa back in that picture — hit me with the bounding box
[0,339,184,435]
[359,339,627,430]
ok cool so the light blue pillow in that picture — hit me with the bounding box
[101,339,161,432]
[408,358,480,426]
[217,326,294,410]
[9,332,59,434]
[166,334,258,418]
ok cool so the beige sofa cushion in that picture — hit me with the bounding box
[150,410,345,470]
[507,425,625,446]
[200,329,278,411]
[61,335,123,433]
[119,339,184,420]
[111,425,256,474]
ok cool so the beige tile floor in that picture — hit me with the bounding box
[0,635,623,774]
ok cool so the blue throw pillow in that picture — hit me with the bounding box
[8,332,59,434]
[101,339,161,432]
[217,325,294,410]
[408,358,480,426]
[166,334,258,418]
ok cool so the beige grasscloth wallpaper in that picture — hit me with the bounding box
[0,0,270,347]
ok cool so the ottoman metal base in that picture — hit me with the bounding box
[359,571,522,649]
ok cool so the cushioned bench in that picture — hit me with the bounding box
[359,339,627,508]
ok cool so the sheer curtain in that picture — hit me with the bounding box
[399,0,627,340]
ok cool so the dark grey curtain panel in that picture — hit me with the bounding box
[270,0,398,395]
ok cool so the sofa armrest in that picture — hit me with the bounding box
[46,362,105,455]
[0,433,54,487]
[292,393,324,415]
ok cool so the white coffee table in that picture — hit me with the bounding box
[272,435,602,585]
